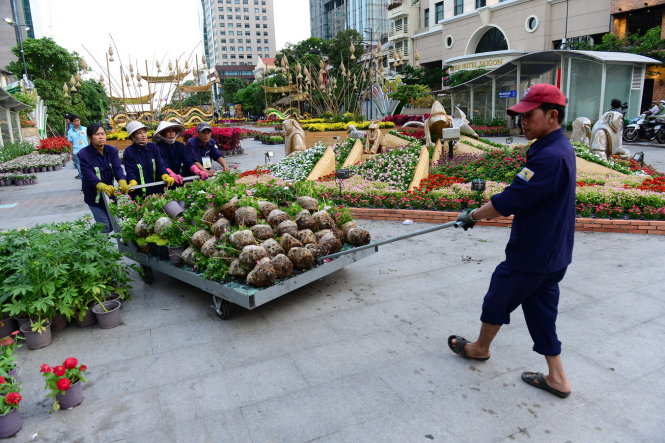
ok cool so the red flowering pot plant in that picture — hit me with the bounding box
[0,375,23,438]
[40,358,87,411]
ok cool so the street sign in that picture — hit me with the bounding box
[498,90,517,98]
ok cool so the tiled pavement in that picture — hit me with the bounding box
[0,136,663,442]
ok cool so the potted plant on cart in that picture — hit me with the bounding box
[40,358,88,411]
[0,375,23,438]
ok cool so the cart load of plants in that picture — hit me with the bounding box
[0,218,134,332]
[0,152,68,173]
[109,171,372,288]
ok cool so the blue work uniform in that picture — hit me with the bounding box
[78,144,126,232]
[123,142,168,198]
[481,128,576,356]
[67,125,87,176]
[185,137,223,169]
[155,140,191,177]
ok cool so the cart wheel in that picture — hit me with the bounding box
[141,265,154,284]
[212,297,233,320]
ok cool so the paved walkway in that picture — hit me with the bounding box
[0,137,664,442]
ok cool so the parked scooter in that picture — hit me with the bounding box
[623,113,665,144]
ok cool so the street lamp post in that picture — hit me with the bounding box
[3,17,30,86]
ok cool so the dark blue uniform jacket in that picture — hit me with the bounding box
[155,140,191,177]
[185,137,223,167]
[490,128,576,273]
[123,142,167,197]
[79,144,126,208]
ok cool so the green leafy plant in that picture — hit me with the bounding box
[0,375,22,416]
[0,333,22,377]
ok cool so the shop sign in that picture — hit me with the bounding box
[449,58,505,73]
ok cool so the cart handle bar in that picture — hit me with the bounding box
[127,175,199,191]
[317,220,464,264]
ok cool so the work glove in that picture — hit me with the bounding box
[117,179,131,195]
[190,164,208,180]
[455,208,477,231]
[166,168,183,185]
[161,173,175,188]
[95,182,116,197]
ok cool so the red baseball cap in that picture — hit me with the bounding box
[507,83,567,116]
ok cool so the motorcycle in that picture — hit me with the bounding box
[622,113,665,144]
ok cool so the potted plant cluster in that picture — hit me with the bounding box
[0,218,134,346]
[0,152,68,174]
[40,358,88,411]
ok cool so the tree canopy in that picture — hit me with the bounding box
[221,77,247,104]
[6,37,110,135]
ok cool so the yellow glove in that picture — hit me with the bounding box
[161,174,175,188]
[128,180,138,188]
[117,179,131,195]
[95,182,115,197]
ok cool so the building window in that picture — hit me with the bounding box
[255,16,260,20]
[220,31,226,35]
[476,0,486,7]
[454,0,463,16]
[475,27,508,53]
[263,31,268,36]
[424,8,429,27]
[263,38,268,43]
[435,2,443,23]
[246,46,252,51]
[220,23,225,27]
[525,15,538,32]
[264,46,269,52]
[262,16,267,20]
[263,24,267,28]
[244,16,249,20]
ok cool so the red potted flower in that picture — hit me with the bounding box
[40,358,88,411]
[0,375,22,438]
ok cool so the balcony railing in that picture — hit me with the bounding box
[388,23,409,38]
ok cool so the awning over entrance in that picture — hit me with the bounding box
[434,50,661,124]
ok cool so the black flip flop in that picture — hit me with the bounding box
[447,335,490,361]
[521,372,570,398]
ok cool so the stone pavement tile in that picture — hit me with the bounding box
[556,286,597,313]
[240,373,403,442]
[83,343,224,403]
[149,316,222,354]
[171,409,253,443]
[552,311,608,350]
[192,355,309,414]
[555,348,631,398]
[581,320,665,382]
[289,329,422,386]
[564,292,665,336]
[495,403,636,442]
[19,386,165,442]
[321,294,440,338]
[593,366,665,440]
[635,279,665,303]
[211,316,341,369]
[314,403,459,442]
[158,376,201,424]
[121,430,176,443]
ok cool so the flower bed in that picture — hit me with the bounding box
[301,121,395,132]
[0,152,68,173]
[0,142,34,163]
[470,125,509,137]
[350,144,422,191]
[267,143,328,181]
[182,127,252,151]
[37,137,71,155]
[332,138,358,168]
[382,114,428,126]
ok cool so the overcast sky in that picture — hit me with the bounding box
[29,0,310,81]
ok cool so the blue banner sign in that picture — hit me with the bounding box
[498,90,517,98]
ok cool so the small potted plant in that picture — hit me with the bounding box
[40,358,88,411]
[0,375,23,438]
[0,333,22,379]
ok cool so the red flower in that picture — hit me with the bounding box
[63,358,78,369]
[10,331,19,336]
[56,378,71,391]
[52,366,66,377]
[0,377,5,384]
[79,365,87,372]
[5,392,21,405]
[40,364,51,373]
[0,337,13,346]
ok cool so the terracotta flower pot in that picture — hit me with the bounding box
[92,301,122,329]
[19,322,52,350]
[55,380,83,410]
[0,409,22,438]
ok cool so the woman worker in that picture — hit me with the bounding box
[152,121,188,185]
[78,123,130,233]
[185,122,230,180]
[123,121,177,198]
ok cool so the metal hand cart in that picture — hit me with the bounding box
[104,179,462,319]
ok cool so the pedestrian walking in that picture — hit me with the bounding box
[66,114,87,179]
[450,83,576,399]
[123,121,174,198]
[78,123,130,233]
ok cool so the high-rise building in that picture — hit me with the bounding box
[0,0,35,75]
[310,0,387,41]
[200,0,277,99]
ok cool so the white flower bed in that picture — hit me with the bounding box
[267,143,327,181]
